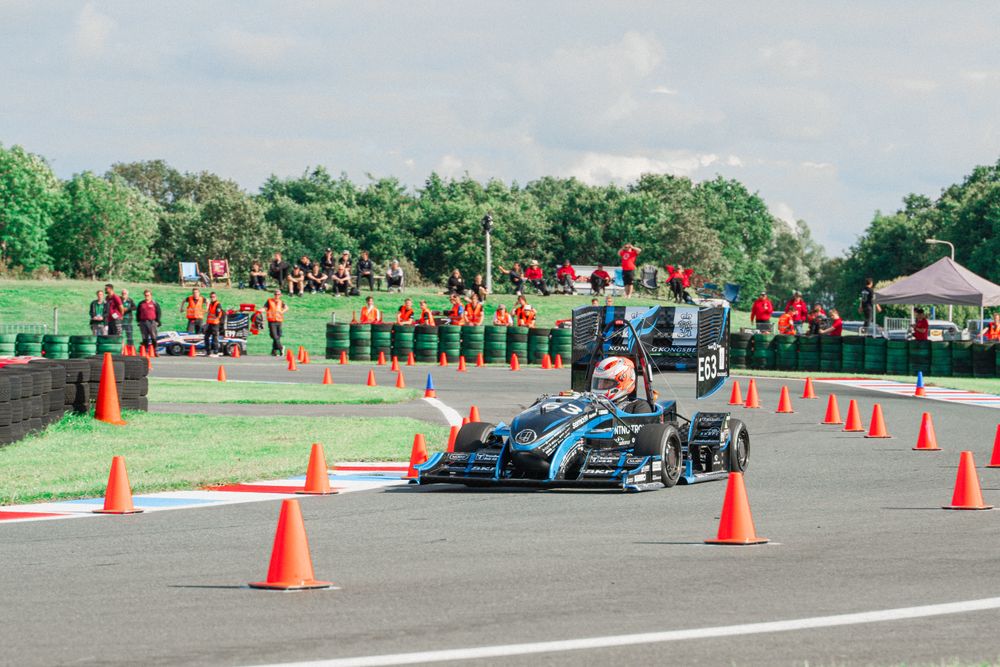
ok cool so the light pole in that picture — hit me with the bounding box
[481,214,493,293]
[926,239,955,322]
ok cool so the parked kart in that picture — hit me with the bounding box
[155,331,247,356]
[416,304,746,491]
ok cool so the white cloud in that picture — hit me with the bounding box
[892,78,939,94]
[437,154,464,178]
[649,85,678,95]
[74,3,114,59]
[213,26,301,69]
[961,70,1000,84]
[770,201,797,227]
[566,151,724,185]
[759,39,820,78]
[801,161,834,171]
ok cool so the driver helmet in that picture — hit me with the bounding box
[591,356,636,402]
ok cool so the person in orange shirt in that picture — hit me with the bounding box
[512,295,536,327]
[447,294,465,325]
[396,298,415,325]
[464,294,484,325]
[417,299,436,325]
[987,313,1000,341]
[180,287,206,334]
[265,289,288,356]
[493,303,512,326]
[359,296,382,323]
[777,309,796,335]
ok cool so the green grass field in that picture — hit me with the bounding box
[733,369,1000,394]
[1,412,448,504]
[148,378,420,404]
[0,278,752,357]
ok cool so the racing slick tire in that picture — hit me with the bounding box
[727,418,749,473]
[224,342,241,356]
[453,421,495,453]
[635,423,681,488]
[167,342,183,356]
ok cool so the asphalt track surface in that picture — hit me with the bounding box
[4,357,1000,666]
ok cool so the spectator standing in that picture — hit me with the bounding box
[89,290,107,335]
[330,264,352,296]
[396,298,415,325]
[498,262,524,295]
[911,308,930,341]
[181,287,206,334]
[356,250,375,291]
[204,291,224,356]
[120,288,136,348]
[820,309,843,336]
[286,265,306,296]
[588,264,611,295]
[524,260,550,296]
[417,300,436,325]
[359,296,382,323]
[306,261,327,293]
[859,277,881,335]
[265,290,288,356]
[249,261,267,290]
[104,284,124,337]
[386,260,404,292]
[447,294,465,325]
[465,293,484,325]
[749,291,774,332]
[619,243,641,299]
[493,303,512,326]
[784,291,809,334]
[555,260,578,294]
[269,253,290,286]
[136,289,162,350]
[470,274,488,301]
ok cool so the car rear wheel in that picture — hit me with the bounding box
[635,423,682,487]
[728,418,749,473]
[453,421,496,453]
[225,343,240,356]
[167,342,183,356]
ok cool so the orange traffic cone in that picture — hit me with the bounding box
[287,355,298,371]
[403,434,429,480]
[705,472,768,545]
[743,378,760,409]
[461,416,469,426]
[366,369,377,387]
[457,356,467,372]
[469,405,481,423]
[217,365,227,382]
[391,356,400,372]
[554,354,563,369]
[297,346,306,363]
[476,353,485,368]
[232,345,241,359]
[297,443,336,495]
[541,354,552,370]
[510,353,520,371]
[944,451,992,510]
[93,456,142,514]
[322,368,333,385]
[187,344,196,357]
[865,404,890,438]
[302,348,310,364]
[138,344,147,358]
[728,380,743,406]
[775,386,794,414]
[424,373,436,398]
[822,394,843,425]
[988,425,1000,468]
[406,352,415,366]
[802,377,817,399]
[843,400,864,432]
[94,353,126,425]
[339,350,348,365]
[377,351,386,366]
[249,499,333,590]
[913,412,941,451]
[439,352,448,367]
[395,371,406,389]
[446,425,459,453]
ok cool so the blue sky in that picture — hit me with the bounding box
[2,1,999,254]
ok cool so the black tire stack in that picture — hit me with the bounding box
[414,325,439,363]
[549,327,573,366]
[325,323,350,360]
[483,325,507,364]
[796,335,819,371]
[951,341,973,377]
[62,358,92,413]
[87,355,149,411]
[371,323,394,362]
[908,340,931,376]
[729,332,752,370]
[774,334,797,371]
[459,326,484,363]
[437,325,461,362]
[506,326,529,363]
[930,341,952,377]
[885,340,908,375]
[0,359,74,446]
[971,343,995,378]
[349,324,371,362]
[70,335,98,358]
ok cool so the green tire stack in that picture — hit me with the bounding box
[69,335,98,358]
[951,341,973,377]
[750,334,775,369]
[507,326,529,364]
[729,332,752,370]
[349,324,372,361]
[460,326,484,363]
[774,334,797,371]
[907,340,931,376]
[863,337,887,374]
[841,336,864,372]
[42,334,71,360]
[885,340,908,375]
[96,335,122,355]
[15,333,44,357]
[371,324,393,361]
[0,333,16,356]
[392,325,415,361]
[819,335,842,372]
[797,335,819,371]
[549,327,573,366]
[325,323,350,359]
[438,325,461,362]
[930,341,952,377]
[484,325,507,364]
[414,325,439,363]
[527,327,551,364]
[971,343,995,378]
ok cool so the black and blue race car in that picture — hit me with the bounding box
[415,304,748,491]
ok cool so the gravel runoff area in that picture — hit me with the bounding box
[2,357,1000,666]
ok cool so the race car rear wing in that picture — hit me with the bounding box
[569,305,729,399]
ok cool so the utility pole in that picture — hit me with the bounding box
[482,214,494,293]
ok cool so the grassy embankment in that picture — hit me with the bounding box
[148,378,420,404]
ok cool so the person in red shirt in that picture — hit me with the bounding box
[555,260,579,294]
[396,298,415,325]
[784,291,809,334]
[103,283,125,336]
[820,309,843,336]
[136,289,162,351]
[619,243,641,298]
[749,291,774,332]
[911,308,930,341]
[524,260,550,296]
[588,264,611,295]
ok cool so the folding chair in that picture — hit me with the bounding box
[722,282,741,305]
[636,266,660,296]
[208,259,232,288]
[178,262,201,287]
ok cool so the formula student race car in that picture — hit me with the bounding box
[155,331,248,356]
[416,304,747,491]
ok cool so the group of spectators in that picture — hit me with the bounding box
[89,284,163,350]
[493,244,642,299]
[250,250,404,297]
[749,289,844,337]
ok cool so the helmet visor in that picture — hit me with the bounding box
[592,377,619,392]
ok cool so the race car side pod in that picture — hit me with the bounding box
[403,434,429,480]
[249,499,333,590]
[988,425,1000,468]
[943,451,992,510]
[743,379,760,408]
[705,472,768,545]
[913,412,941,451]
[424,374,436,398]
[728,380,743,406]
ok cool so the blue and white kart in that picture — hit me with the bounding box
[416,304,747,491]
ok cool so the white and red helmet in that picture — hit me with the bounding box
[591,356,636,402]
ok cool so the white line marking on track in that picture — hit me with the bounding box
[251,596,1000,667]
[422,397,463,427]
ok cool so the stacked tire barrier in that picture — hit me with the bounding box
[437,325,461,362]
[414,325,439,363]
[796,335,819,372]
[908,340,931,376]
[392,324,414,361]
[42,334,71,359]
[370,324,393,361]
[70,335,98,358]
[527,327,551,364]
[951,342,973,377]
[96,335,122,355]
[506,326,528,363]
[349,324,371,362]
[0,334,15,356]
[930,341,952,376]
[841,336,864,372]
[775,334,797,371]
[484,325,507,364]
[750,333,775,369]
[15,333,43,357]
[550,327,573,365]
[885,340,908,374]
[460,325,484,362]
[819,335,842,372]
[972,343,994,378]
[325,323,350,360]
[863,337,886,374]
